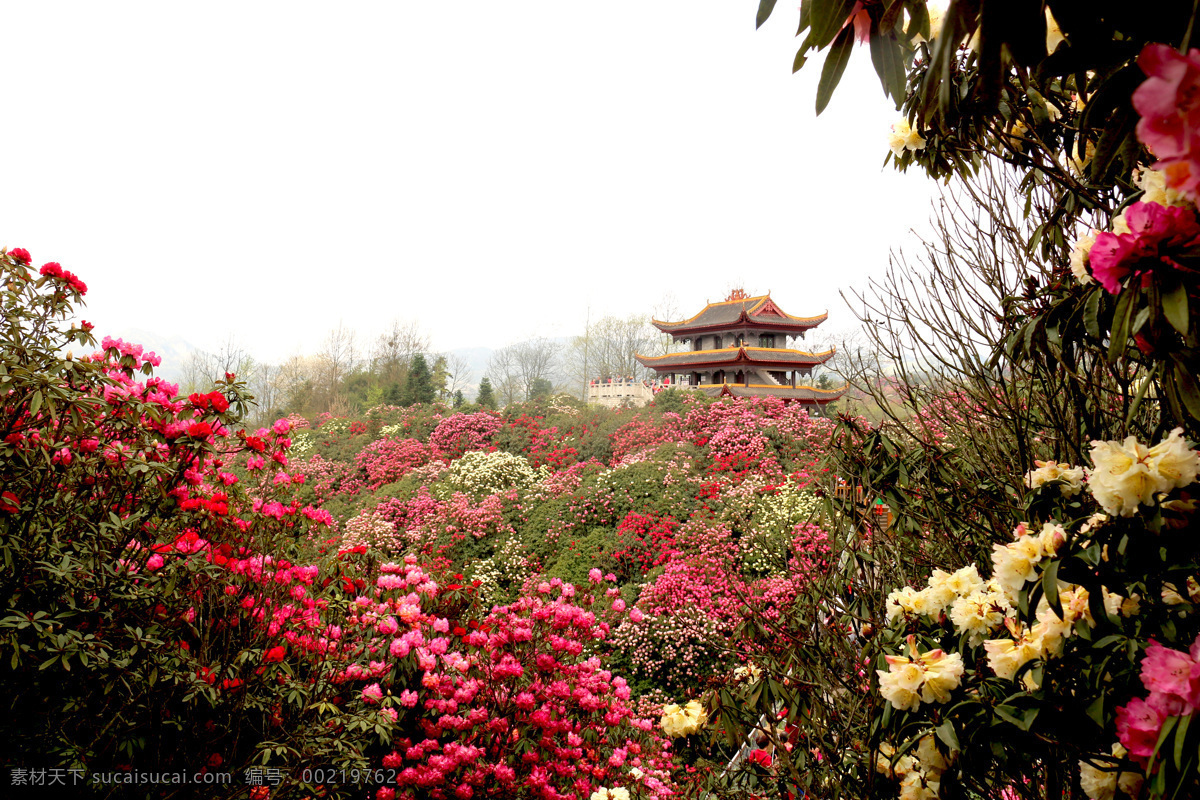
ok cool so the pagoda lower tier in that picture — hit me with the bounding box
[634,346,846,405]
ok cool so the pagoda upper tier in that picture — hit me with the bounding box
[651,291,827,342]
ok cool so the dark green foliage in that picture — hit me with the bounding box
[401,354,436,407]
[476,377,496,409]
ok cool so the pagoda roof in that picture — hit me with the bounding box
[698,383,848,403]
[652,295,827,335]
[634,345,836,370]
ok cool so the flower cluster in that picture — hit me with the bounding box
[659,699,707,738]
[1087,428,1200,516]
[877,637,965,711]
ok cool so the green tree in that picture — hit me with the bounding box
[431,355,450,401]
[453,389,465,408]
[529,377,553,399]
[401,354,435,406]
[476,377,496,409]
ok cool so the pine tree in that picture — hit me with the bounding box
[401,354,436,406]
[476,377,496,409]
[453,389,465,408]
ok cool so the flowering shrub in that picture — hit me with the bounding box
[872,428,1200,799]
[441,449,541,500]
[356,436,438,489]
[428,411,502,458]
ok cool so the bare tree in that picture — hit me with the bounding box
[372,319,429,381]
[486,347,522,406]
[246,361,284,425]
[511,337,560,401]
[316,322,359,411]
[441,352,473,398]
[179,335,255,394]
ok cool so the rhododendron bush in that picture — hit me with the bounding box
[0,253,698,799]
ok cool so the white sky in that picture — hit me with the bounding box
[2,1,940,363]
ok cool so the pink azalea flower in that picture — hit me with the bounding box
[1140,638,1200,709]
[1133,44,1200,200]
[1089,201,1200,293]
[1116,697,1166,759]
[362,683,383,704]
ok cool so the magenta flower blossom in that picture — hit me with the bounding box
[1088,201,1200,293]
[1141,638,1200,709]
[1133,44,1200,201]
[361,683,383,704]
[1116,697,1166,759]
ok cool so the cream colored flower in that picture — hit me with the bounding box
[1079,756,1117,800]
[1112,211,1131,235]
[1147,428,1200,493]
[899,769,940,800]
[590,789,631,800]
[889,119,927,157]
[878,669,923,712]
[1136,167,1191,208]
[876,742,918,778]
[916,735,951,775]
[921,651,965,703]
[1079,743,1142,800]
[992,527,1047,602]
[878,642,963,711]
[984,620,1043,682]
[1088,436,1156,516]
[1120,593,1141,617]
[950,589,1008,644]
[1026,460,1086,495]
[943,565,985,597]
[659,699,707,738]
[887,586,924,621]
[1162,583,1186,606]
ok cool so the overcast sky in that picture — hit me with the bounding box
[2,2,941,364]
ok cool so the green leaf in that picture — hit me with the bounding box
[1043,559,1062,620]
[1172,359,1200,422]
[1108,288,1136,363]
[793,47,809,73]
[1163,277,1190,335]
[1085,694,1105,727]
[1175,713,1191,770]
[935,720,959,752]
[29,390,42,416]
[1148,715,1180,775]
[810,0,858,48]
[816,26,855,115]
[756,0,779,29]
[869,30,909,107]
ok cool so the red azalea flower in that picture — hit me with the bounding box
[187,422,213,438]
[0,491,19,513]
[207,391,230,413]
[8,248,31,265]
[263,646,286,663]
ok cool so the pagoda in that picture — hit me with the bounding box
[635,289,846,408]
